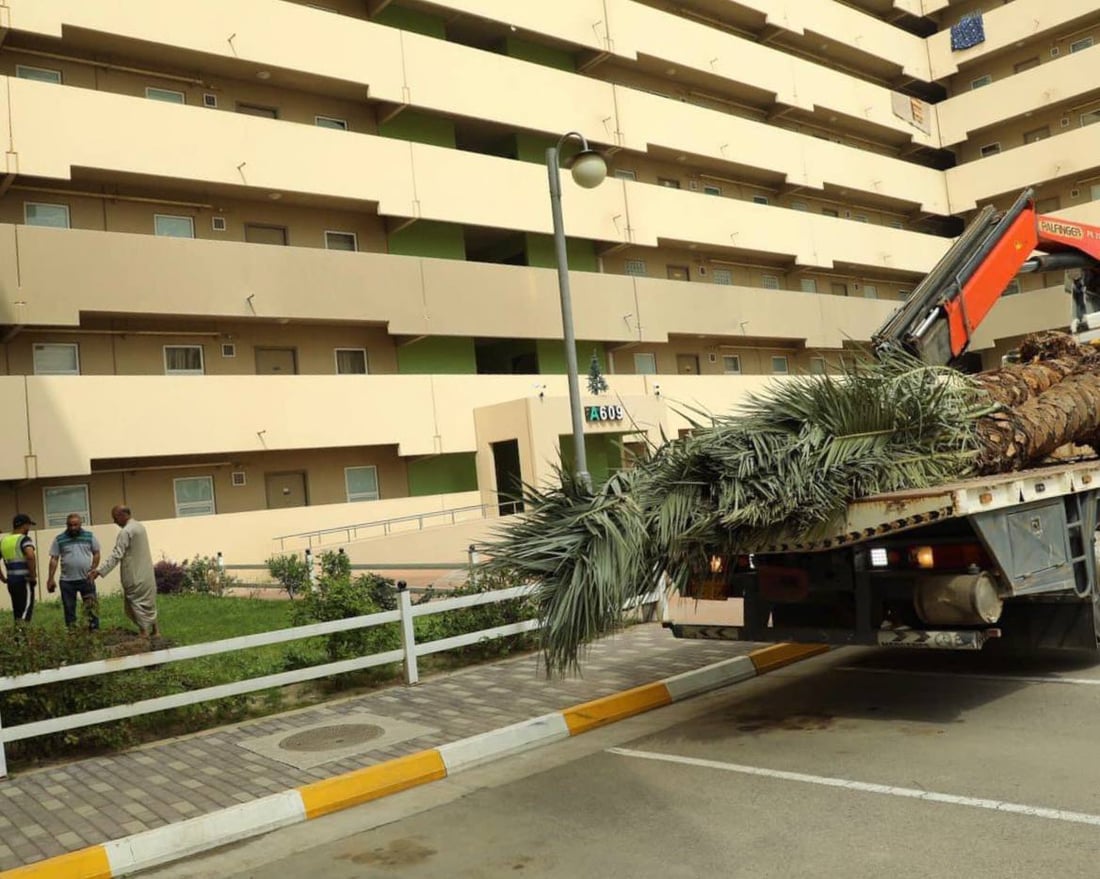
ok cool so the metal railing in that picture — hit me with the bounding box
[273,504,494,551]
[0,583,665,777]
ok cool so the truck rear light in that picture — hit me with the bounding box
[908,542,989,571]
[912,545,936,569]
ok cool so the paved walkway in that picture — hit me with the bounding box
[0,624,754,871]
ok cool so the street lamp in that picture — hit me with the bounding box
[546,131,607,492]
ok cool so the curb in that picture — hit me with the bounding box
[1,642,827,878]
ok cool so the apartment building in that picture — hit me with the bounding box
[0,0,1093,568]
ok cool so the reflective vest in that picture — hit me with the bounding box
[1,532,30,578]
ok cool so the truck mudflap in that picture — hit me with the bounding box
[665,622,1002,651]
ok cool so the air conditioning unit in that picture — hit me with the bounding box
[697,265,708,276]
[1050,47,1060,57]
[212,216,227,232]
[203,93,218,108]
[707,352,717,364]
[231,471,247,487]
[1062,117,1071,127]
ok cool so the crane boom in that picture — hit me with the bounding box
[873,187,1100,365]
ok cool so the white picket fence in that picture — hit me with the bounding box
[0,585,665,777]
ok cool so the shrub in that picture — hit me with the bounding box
[154,558,187,594]
[155,555,237,596]
[266,553,311,597]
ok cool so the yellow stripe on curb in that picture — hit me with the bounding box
[297,749,447,820]
[563,682,673,735]
[749,643,829,674]
[0,846,111,879]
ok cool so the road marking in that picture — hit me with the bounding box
[836,666,1100,686]
[608,747,1100,828]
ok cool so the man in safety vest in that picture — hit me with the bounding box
[2,514,38,625]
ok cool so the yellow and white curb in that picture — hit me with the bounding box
[1,643,826,878]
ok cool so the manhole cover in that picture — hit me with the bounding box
[277,723,385,752]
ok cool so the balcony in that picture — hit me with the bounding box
[944,120,1100,212]
[927,0,1099,79]
[936,47,1100,146]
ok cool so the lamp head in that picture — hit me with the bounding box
[569,149,607,189]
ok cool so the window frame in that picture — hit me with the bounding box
[1080,109,1100,127]
[624,259,648,277]
[324,230,359,251]
[154,214,196,238]
[633,353,657,375]
[24,202,71,229]
[702,184,721,196]
[809,356,827,376]
[799,278,818,294]
[145,86,186,104]
[334,347,369,375]
[711,267,734,286]
[613,169,637,181]
[761,274,781,290]
[722,354,742,375]
[970,74,992,90]
[315,115,349,130]
[43,484,90,529]
[344,465,380,503]
[657,177,681,189]
[173,476,216,518]
[862,284,879,300]
[32,342,80,376]
[163,345,205,376]
[1070,36,1094,53]
[15,64,62,84]
[979,142,1002,157]
[751,195,770,205]
[771,355,790,375]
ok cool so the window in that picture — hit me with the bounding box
[898,289,912,299]
[624,259,647,277]
[771,355,790,375]
[711,268,734,285]
[1036,196,1061,213]
[633,353,657,375]
[667,265,689,281]
[800,279,817,294]
[1023,126,1050,144]
[25,202,70,229]
[245,224,288,245]
[887,219,904,229]
[722,355,741,375]
[1070,37,1094,53]
[1004,279,1022,295]
[33,343,79,376]
[1091,184,1100,202]
[145,87,185,104]
[237,103,278,118]
[831,282,849,297]
[324,231,358,251]
[822,208,839,218]
[16,65,61,84]
[752,195,770,205]
[154,214,195,238]
[852,214,869,223]
[1014,58,1040,73]
[174,476,215,517]
[761,274,781,290]
[613,169,637,181]
[970,75,992,89]
[345,466,380,503]
[703,185,721,196]
[979,143,1001,157]
[791,201,809,212]
[657,178,681,189]
[810,357,827,375]
[335,348,368,374]
[862,284,878,300]
[164,345,204,375]
[43,485,89,529]
[1081,109,1100,127]
[315,115,348,130]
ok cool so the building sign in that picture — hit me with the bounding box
[585,404,625,423]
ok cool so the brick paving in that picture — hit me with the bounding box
[0,624,753,870]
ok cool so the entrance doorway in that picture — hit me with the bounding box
[490,439,524,515]
[676,354,701,375]
[265,471,308,509]
[255,347,298,374]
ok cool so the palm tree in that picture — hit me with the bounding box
[484,332,1100,674]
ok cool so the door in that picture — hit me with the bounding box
[491,439,524,516]
[244,224,288,245]
[255,347,298,374]
[666,265,690,282]
[265,471,308,509]
[676,354,700,375]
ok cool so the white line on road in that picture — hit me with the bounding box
[608,747,1100,828]
[836,666,1100,686]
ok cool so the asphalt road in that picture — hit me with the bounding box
[147,645,1100,879]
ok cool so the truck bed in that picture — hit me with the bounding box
[762,458,1100,553]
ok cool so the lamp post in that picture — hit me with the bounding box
[546,131,607,492]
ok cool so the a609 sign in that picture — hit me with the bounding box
[585,404,625,423]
